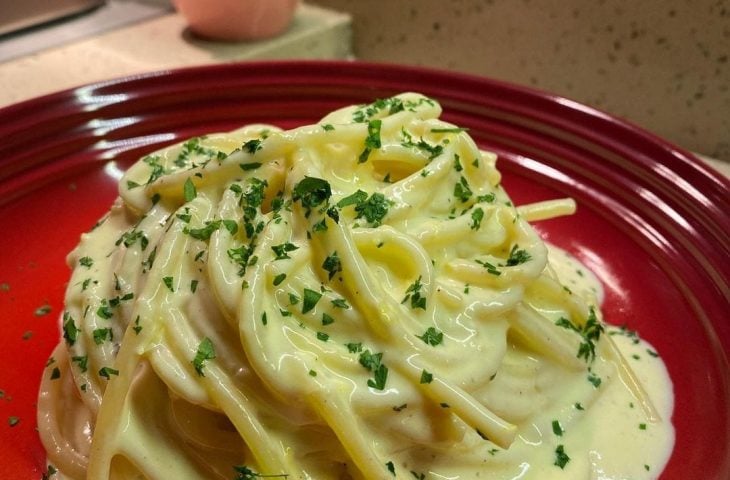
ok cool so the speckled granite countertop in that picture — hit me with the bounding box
[310,0,730,169]
[0,1,727,178]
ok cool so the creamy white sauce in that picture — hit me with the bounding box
[37,93,674,480]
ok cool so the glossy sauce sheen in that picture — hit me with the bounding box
[37,93,674,479]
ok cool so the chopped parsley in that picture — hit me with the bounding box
[242,139,263,154]
[271,242,299,260]
[354,192,391,226]
[163,276,174,292]
[62,313,79,345]
[554,445,570,469]
[8,416,19,427]
[192,337,216,376]
[273,273,286,286]
[420,369,433,384]
[402,275,427,310]
[79,256,94,268]
[233,465,289,480]
[292,177,332,212]
[93,328,113,345]
[470,207,484,230]
[239,162,262,171]
[331,298,350,309]
[316,332,330,342]
[417,327,443,346]
[552,420,564,436]
[346,342,363,353]
[34,304,52,317]
[184,220,222,241]
[587,372,602,388]
[359,119,382,163]
[476,259,501,276]
[98,367,119,380]
[454,176,473,203]
[359,350,388,390]
[386,461,396,475]
[71,355,88,372]
[322,313,335,325]
[555,307,604,363]
[183,178,197,202]
[322,252,342,280]
[302,288,322,314]
[337,190,368,208]
[506,245,532,266]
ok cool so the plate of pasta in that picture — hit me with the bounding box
[0,61,728,480]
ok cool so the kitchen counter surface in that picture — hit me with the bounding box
[0,4,727,178]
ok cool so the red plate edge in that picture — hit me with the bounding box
[0,60,728,479]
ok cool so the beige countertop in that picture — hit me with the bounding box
[0,3,727,179]
[0,4,351,107]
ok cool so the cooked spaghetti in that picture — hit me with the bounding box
[38,93,673,479]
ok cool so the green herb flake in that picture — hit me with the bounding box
[50,367,61,380]
[331,298,350,309]
[552,420,564,436]
[336,189,368,208]
[506,244,532,266]
[359,350,388,390]
[417,327,443,346]
[292,177,332,211]
[470,207,484,230]
[132,316,142,335]
[322,313,335,326]
[431,127,468,133]
[79,256,94,268]
[402,275,427,310]
[308,370,317,377]
[239,162,262,171]
[183,178,197,202]
[322,251,342,280]
[420,369,433,384]
[34,304,52,317]
[93,328,113,345]
[454,176,473,203]
[554,445,570,469]
[476,259,501,276]
[184,220,221,241]
[555,307,605,363]
[302,288,322,314]
[386,461,396,475]
[71,355,88,373]
[98,367,119,380]
[8,416,19,427]
[272,242,299,260]
[354,192,391,226]
[163,276,175,292]
[273,273,286,286]
[321,124,335,131]
[192,337,216,376]
[316,331,329,342]
[62,313,80,346]
[242,139,263,154]
[587,372,602,388]
[359,119,382,163]
[346,342,362,353]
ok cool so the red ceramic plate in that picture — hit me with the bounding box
[0,61,728,479]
